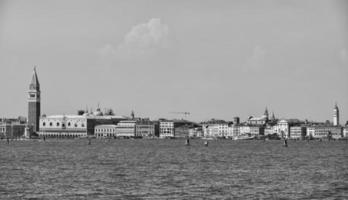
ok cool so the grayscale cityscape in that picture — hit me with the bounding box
[1,67,347,141]
[1,0,347,199]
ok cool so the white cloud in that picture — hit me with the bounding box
[245,46,266,71]
[98,18,169,62]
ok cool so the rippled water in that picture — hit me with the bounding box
[0,139,347,199]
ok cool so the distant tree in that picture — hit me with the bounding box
[77,110,85,115]
[104,108,114,116]
[325,120,331,125]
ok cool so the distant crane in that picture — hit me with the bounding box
[169,112,191,119]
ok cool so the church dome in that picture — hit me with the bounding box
[93,108,103,116]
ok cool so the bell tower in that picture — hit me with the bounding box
[333,103,339,126]
[264,107,269,121]
[28,67,41,132]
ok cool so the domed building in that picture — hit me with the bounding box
[93,108,103,116]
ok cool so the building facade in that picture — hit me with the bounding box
[274,119,302,138]
[343,126,348,138]
[38,113,126,138]
[202,123,229,138]
[0,121,26,139]
[39,115,89,138]
[238,125,264,136]
[28,68,41,133]
[95,124,117,138]
[135,120,156,138]
[289,126,306,139]
[306,126,342,139]
[159,120,174,138]
[116,120,136,137]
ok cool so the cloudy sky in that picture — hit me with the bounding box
[0,0,347,123]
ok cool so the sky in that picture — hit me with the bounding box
[0,0,347,123]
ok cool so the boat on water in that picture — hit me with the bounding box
[233,134,256,140]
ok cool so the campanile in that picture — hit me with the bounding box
[28,67,41,132]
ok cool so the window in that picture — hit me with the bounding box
[50,122,53,126]
[68,122,71,127]
[81,123,85,127]
[75,124,78,127]
[57,122,60,126]
[43,122,46,127]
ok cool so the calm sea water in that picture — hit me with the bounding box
[0,139,347,199]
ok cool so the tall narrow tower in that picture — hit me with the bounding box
[264,107,269,121]
[28,67,41,132]
[333,103,339,126]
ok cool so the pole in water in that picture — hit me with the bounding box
[185,138,190,146]
[6,138,9,145]
[88,138,91,145]
[204,140,208,146]
[283,139,288,147]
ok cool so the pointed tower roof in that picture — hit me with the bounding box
[29,67,40,90]
[271,112,275,120]
[334,102,339,110]
[264,107,269,117]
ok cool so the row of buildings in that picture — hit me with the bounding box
[201,106,348,139]
[1,68,347,140]
[38,112,200,139]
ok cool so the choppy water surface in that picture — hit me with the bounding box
[0,139,347,199]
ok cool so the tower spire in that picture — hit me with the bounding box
[264,107,269,117]
[333,102,339,126]
[30,66,40,90]
[271,112,275,120]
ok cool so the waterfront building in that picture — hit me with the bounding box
[135,119,156,138]
[159,119,199,138]
[202,122,229,138]
[0,119,26,139]
[28,67,41,133]
[264,123,277,135]
[343,126,348,138]
[306,125,342,139]
[188,127,203,138]
[239,124,264,136]
[159,120,174,138]
[333,103,339,126]
[201,119,230,138]
[289,126,307,139]
[95,124,117,138]
[174,125,190,138]
[203,124,219,138]
[231,124,240,137]
[38,111,126,138]
[274,119,302,138]
[39,115,89,138]
[116,120,136,137]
